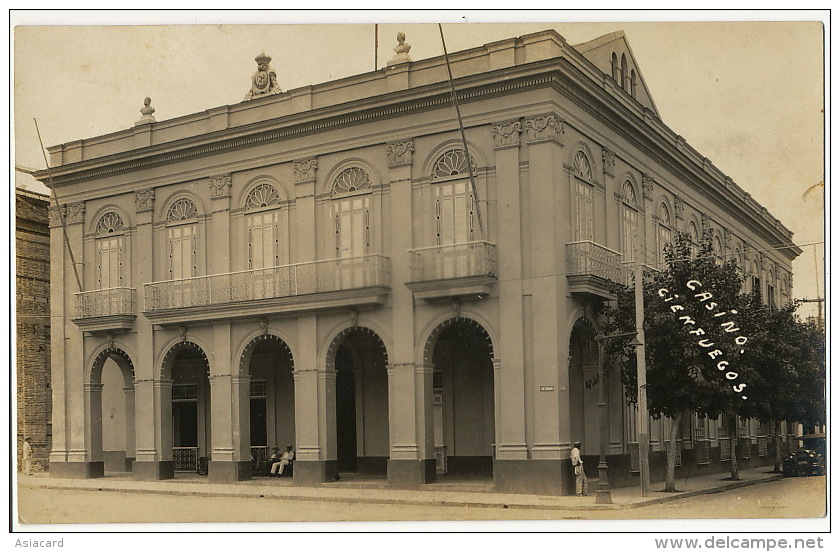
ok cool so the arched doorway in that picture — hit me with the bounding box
[569,317,599,456]
[240,334,295,472]
[426,317,495,478]
[87,347,135,476]
[328,327,389,476]
[164,342,211,474]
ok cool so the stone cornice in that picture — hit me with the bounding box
[37,54,796,258]
[38,71,556,187]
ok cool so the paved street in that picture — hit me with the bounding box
[16,473,825,524]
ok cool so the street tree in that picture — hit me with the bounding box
[604,231,750,490]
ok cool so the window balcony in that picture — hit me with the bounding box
[143,255,391,324]
[565,240,622,301]
[406,241,497,301]
[72,287,137,333]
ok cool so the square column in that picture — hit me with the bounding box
[208,322,252,482]
[133,378,174,480]
[123,387,136,470]
[292,315,338,484]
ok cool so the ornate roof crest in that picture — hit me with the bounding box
[243,52,282,101]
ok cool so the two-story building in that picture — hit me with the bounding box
[38,30,799,495]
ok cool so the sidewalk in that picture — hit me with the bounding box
[18,467,782,512]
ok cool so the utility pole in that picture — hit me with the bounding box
[634,246,651,497]
[595,330,636,504]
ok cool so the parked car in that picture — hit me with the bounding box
[782,435,826,477]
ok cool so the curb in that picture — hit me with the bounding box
[18,472,784,512]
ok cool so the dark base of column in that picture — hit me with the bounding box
[209,460,252,483]
[103,451,129,472]
[132,460,174,481]
[49,461,104,479]
[493,459,571,495]
[293,460,338,485]
[125,457,135,472]
[387,459,436,488]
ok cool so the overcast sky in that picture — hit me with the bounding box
[11,12,826,318]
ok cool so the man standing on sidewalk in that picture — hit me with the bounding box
[22,437,33,476]
[571,441,587,496]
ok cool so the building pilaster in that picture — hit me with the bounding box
[492,119,527,461]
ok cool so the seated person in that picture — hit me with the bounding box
[270,445,295,477]
[259,446,281,475]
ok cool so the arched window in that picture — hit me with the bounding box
[245,183,281,211]
[657,202,673,265]
[432,149,475,245]
[621,54,629,91]
[95,212,126,289]
[713,235,723,264]
[332,167,372,258]
[432,149,473,179]
[573,151,594,242]
[166,198,199,280]
[245,183,282,269]
[167,198,198,223]
[751,261,762,298]
[620,180,638,263]
[630,69,638,98]
[611,52,619,82]
[572,151,592,182]
[687,220,700,258]
[332,167,372,194]
[766,267,777,309]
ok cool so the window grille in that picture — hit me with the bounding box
[246,183,281,210]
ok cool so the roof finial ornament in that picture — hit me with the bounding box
[387,32,412,66]
[243,52,282,101]
[135,97,156,125]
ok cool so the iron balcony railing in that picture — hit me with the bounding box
[566,240,622,283]
[408,241,496,282]
[74,287,136,319]
[144,255,391,311]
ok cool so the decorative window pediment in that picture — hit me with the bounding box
[432,149,474,179]
[572,151,592,181]
[246,183,281,210]
[167,198,198,223]
[95,212,125,236]
[332,167,372,195]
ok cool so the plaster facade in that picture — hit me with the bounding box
[39,30,798,494]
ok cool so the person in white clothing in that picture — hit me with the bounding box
[271,445,295,477]
[22,437,32,476]
[570,441,587,496]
